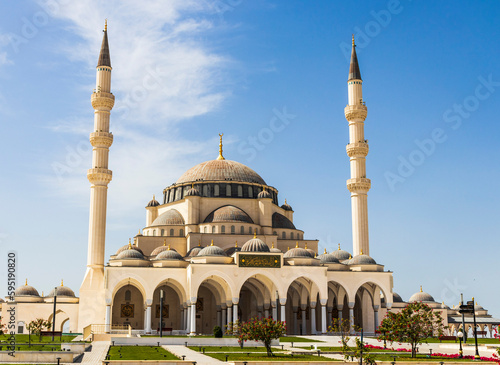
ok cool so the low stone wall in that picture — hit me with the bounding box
[0,350,74,363]
[103,362,191,365]
[231,362,498,365]
[112,337,278,347]
[61,342,89,353]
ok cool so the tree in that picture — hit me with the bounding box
[26,318,52,342]
[378,302,445,358]
[329,318,374,364]
[230,317,286,356]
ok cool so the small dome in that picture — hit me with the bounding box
[269,242,281,253]
[331,244,351,261]
[409,286,435,303]
[393,292,404,303]
[152,209,185,226]
[116,246,146,260]
[284,243,314,258]
[147,195,160,207]
[318,249,341,264]
[15,280,40,297]
[151,241,177,256]
[304,243,316,257]
[155,249,183,261]
[116,242,144,255]
[281,199,293,211]
[474,303,484,310]
[48,281,75,297]
[204,205,254,224]
[198,241,227,257]
[241,235,270,252]
[225,243,241,256]
[185,187,200,196]
[186,245,203,257]
[349,253,377,265]
[272,212,296,229]
[257,189,272,199]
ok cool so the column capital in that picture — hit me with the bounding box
[300,303,307,311]
[232,297,239,305]
[310,301,317,309]
[226,300,233,307]
[348,302,355,309]
[336,304,344,311]
[190,297,197,304]
[145,299,153,306]
[386,303,393,310]
[105,298,112,306]
[320,298,328,306]
[373,305,379,311]
[279,298,287,306]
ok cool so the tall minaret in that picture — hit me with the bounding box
[87,20,114,269]
[345,35,371,256]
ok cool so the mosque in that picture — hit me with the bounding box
[2,25,498,338]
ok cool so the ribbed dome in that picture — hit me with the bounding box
[284,244,314,258]
[177,159,266,185]
[272,213,296,229]
[116,247,145,260]
[241,236,270,252]
[15,281,40,297]
[151,209,185,226]
[186,246,203,257]
[147,195,160,207]
[48,282,75,297]
[349,254,377,265]
[204,205,254,224]
[318,249,340,264]
[393,292,404,303]
[116,243,144,255]
[409,287,435,303]
[225,244,241,256]
[185,187,200,196]
[155,249,183,261]
[197,242,227,257]
[331,244,351,261]
[281,200,293,211]
[151,242,177,256]
[304,243,316,257]
[269,243,281,253]
[257,189,272,199]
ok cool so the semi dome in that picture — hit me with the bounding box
[281,199,293,211]
[331,244,351,261]
[116,247,146,260]
[284,243,314,258]
[147,195,160,207]
[48,281,75,297]
[186,245,203,257]
[204,205,254,224]
[197,241,227,257]
[155,249,184,261]
[349,253,377,265]
[272,213,296,229]
[151,241,177,256]
[318,248,341,264]
[15,280,40,297]
[177,159,266,185]
[409,286,435,303]
[241,235,270,252]
[151,209,185,226]
[393,292,404,303]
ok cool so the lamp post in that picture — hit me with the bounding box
[159,289,164,338]
[460,293,467,343]
[51,286,57,341]
[472,297,479,359]
[457,330,463,358]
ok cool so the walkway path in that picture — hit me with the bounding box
[164,345,224,365]
[78,341,110,364]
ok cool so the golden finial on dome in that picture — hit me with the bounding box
[305,242,308,249]
[420,285,423,292]
[105,19,107,32]
[217,133,225,160]
[360,249,363,255]
[338,243,341,250]
[272,242,275,248]
[295,241,299,248]
[168,244,171,250]
[61,279,64,287]
[211,240,214,246]
[163,239,166,246]
[285,199,287,204]
[254,231,257,239]
[352,34,355,46]
[198,239,201,247]
[42,291,44,297]
[25,278,28,286]
[138,229,141,235]
[235,241,238,247]
[287,246,290,251]
[324,248,327,254]
[349,254,352,259]
[128,238,132,249]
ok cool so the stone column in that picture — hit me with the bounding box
[280,298,286,324]
[293,307,298,334]
[348,302,355,334]
[257,305,263,319]
[373,305,379,332]
[337,304,344,321]
[186,303,191,334]
[227,301,233,332]
[272,302,277,321]
[145,301,152,334]
[216,306,222,329]
[320,299,328,334]
[190,299,197,335]
[221,305,227,334]
[232,298,239,330]
[180,308,184,331]
[310,301,317,335]
[264,303,270,318]
[105,304,111,333]
[327,306,333,329]
[301,304,307,335]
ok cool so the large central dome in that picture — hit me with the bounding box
[176,159,266,185]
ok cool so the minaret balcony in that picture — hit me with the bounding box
[91,92,115,110]
[346,142,369,157]
[90,132,113,148]
[87,168,113,185]
[346,177,371,193]
[344,104,367,121]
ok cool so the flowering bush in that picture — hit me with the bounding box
[228,317,286,356]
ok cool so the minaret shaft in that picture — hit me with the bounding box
[345,39,370,256]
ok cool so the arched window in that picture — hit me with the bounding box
[203,185,208,197]
[241,226,245,234]
[170,229,174,236]
[249,227,252,234]
[282,232,286,239]
[153,230,156,236]
[204,226,208,233]
[179,229,184,237]
[273,231,277,236]
[214,184,220,197]
[161,229,165,236]
[231,225,235,234]
[175,188,181,200]
[125,290,131,301]
[238,185,243,197]
[255,228,258,235]
[221,225,226,234]
[248,186,253,197]
[212,226,216,234]
[291,232,294,239]
[226,185,231,197]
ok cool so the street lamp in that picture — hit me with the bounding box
[457,330,463,358]
[51,286,58,341]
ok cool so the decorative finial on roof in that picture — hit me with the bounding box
[349,254,352,259]
[42,291,44,297]
[287,246,290,251]
[285,199,287,204]
[324,248,327,254]
[105,19,107,32]
[191,182,194,189]
[352,34,355,47]
[420,285,423,292]
[168,244,171,250]
[217,133,225,160]
[305,242,308,249]
[153,194,155,200]
[61,279,64,286]
[138,229,141,235]
[254,231,257,239]
[338,243,341,250]
[163,239,166,246]
[360,249,363,255]
[25,278,28,286]
[211,240,214,246]
[128,238,132,249]
[272,242,275,248]
[198,239,201,247]
[235,241,238,247]
[295,241,299,248]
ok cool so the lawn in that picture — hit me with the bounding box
[280,336,323,343]
[0,344,63,352]
[0,334,77,344]
[367,353,484,362]
[424,337,500,344]
[189,346,285,353]
[107,346,178,360]
[140,334,217,338]
[206,352,337,361]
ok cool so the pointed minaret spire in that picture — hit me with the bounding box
[348,35,361,81]
[98,19,111,67]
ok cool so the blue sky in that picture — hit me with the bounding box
[0,1,499,316]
